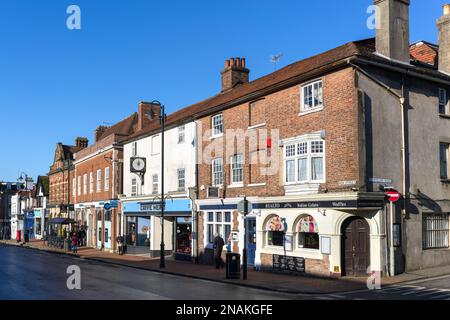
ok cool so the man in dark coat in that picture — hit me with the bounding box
[213,233,225,269]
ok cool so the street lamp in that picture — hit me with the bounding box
[18,172,28,244]
[151,100,167,268]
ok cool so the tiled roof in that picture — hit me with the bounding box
[122,37,449,143]
[95,113,138,142]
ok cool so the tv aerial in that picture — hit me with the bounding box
[270,53,284,70]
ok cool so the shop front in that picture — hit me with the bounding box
[122,198,193,258]
[198,193,386,277]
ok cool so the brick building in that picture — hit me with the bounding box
[73,112,141,251]
[48,138,88,220]
[122,0,450,277]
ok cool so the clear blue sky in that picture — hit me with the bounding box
[0,0,446,182]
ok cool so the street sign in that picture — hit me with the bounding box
[386,190,401,203]
[104,200,119,210]
[237,199,253,214]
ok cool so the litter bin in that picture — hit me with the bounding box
[64,239,71,252]
[226,252,241,279]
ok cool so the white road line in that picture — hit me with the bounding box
[429,292,450,299]
[416,289,446,297]
[401,287,427,295]
[329,294,346,299]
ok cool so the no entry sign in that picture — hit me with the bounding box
[386,190,401,203]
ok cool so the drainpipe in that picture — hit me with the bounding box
[349,60,408,276]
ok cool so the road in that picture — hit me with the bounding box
[2,244,450,300]
[0,244,294,300]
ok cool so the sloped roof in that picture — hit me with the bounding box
[95,113,138,142]
[123,37,450,143]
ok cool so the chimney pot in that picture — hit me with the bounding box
[221,57,249,92]
[444,4,450,16]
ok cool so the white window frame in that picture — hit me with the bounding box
[205,211,232,245]
[89,172,94,194]
[423,213,449,249]
[211,114,223,138]
[230,154,244,185]
[177,168,185,191]
[212,158,223,187]
[151,135,160,155]
[178,125,185,144]
[300,80,324,114]
[83,174,87,195]
[131,178,137,196]
[104,167,110,192]
[152,174,159,195]
[439,88,449,115]
[97,169,102,192]
[77,176,81,196]
[283,134,326,185]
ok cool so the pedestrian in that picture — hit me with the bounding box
[71,232,78,253]
[116,235,124,255]
[213,233,225,269]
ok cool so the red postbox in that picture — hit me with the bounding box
[16,230,21,242]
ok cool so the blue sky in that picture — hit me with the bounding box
[0,0,446,182]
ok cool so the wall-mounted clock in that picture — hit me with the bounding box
[130,157,146,173]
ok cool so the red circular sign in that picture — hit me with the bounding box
[386,190,401,203]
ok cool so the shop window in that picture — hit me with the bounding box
[266,215,286,247]
[297,215,319,250]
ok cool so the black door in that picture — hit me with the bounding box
[342,217,370,276]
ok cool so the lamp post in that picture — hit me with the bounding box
[18,172,28,244]
[151,100,167,268]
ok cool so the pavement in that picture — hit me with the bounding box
[2,239,450,295]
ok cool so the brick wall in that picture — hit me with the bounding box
[197,67,360,200]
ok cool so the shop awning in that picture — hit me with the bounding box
[48,218,75,225]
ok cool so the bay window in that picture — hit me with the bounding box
[284,137,325,184]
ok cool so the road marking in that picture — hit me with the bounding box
[429,291,450,299]
[400,287,427,295]
[316,296,334,300]
[416,289,447,297]
[329,294,346,299]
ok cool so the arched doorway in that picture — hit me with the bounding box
[341,217,370,276]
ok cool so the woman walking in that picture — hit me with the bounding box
[71,232,78,253]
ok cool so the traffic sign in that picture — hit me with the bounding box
[386,190,401,203]
[237,199,253,214]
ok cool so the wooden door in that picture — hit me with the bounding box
[342,217,370,276]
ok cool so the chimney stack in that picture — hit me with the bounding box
[94,126,109,142]
[137,101,161,132]
[75,137,88,149]
[438,4,450,74]
[221,57,250,93]
[375,0,410,63]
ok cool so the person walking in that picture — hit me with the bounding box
[213,233,225,269]
[71,232,78,253]
[116,235,124,255]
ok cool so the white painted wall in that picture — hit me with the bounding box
[123,122,197,197]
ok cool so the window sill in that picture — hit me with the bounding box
[210,134,224,140]
[298,106,324,117]
[248,183,266,187]
[247,123,266,130]
[228,183,244,189]
[441,179,450,183]
[439,113,450,119]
